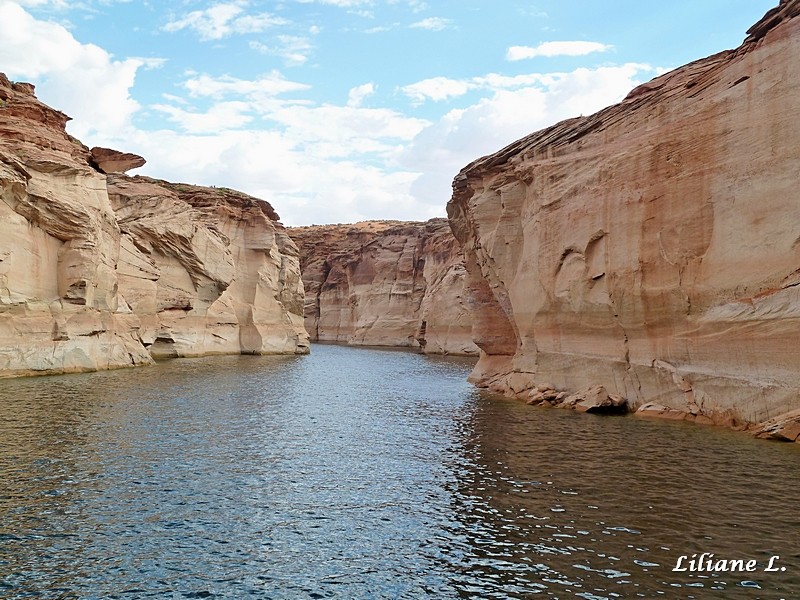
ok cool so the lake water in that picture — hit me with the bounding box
[1,343,799,599]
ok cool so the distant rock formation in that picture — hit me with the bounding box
[447,0,800,434]
[289,219,478,355]
[0,73,308,378]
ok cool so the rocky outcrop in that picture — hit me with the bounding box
[0,74,307,378]
[289,220,477,355]
[447,1,800,436]
[523,383,628,415]
[90,146,146,174]
[109,176,308,358]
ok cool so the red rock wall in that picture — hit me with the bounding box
[290,219,477,355]
[447,1,800,432]
[0,74,308,378]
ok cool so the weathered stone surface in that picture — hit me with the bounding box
[569,386,628,415]
[635,403,689,421]
[0,75,151,376]
[90,146,146,174]
[754,409,800,442]
[109,176,309,358]
[524,382,628,414]
[447,2,800,432]
[0,73,308,378]
[289,219,478,355]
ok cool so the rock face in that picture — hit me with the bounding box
[90,146,146,174]
[289,220,478,355]
[109,176,308,358]
[447,1,800,433]
[0,74,308,378]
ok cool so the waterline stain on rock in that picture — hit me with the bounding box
[447,1,800,440]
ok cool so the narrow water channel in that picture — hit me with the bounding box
[1,344,798,598]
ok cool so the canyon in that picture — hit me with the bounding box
[2,1,799,445]
[447,0,800,440]
[0,73,308,378]
[289,220,477,355]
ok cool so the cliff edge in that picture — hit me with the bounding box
[447,1,800,437]
[0,74,308,378]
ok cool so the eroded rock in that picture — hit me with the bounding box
[90,146,146,174]
[289,219,478,355]
[754,409,800,442]
[446,2,800,433]
[0,74,308,378]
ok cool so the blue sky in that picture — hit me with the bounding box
[0,0,777,225]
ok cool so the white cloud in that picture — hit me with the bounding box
[249,35,315,66]
[347,82,375,107]
[268,104,429,146]
[399,63,653,209]
[294,0,371,6]
[401,77,471,104]
[472,72,554,89]
[152,101,255,134]
[164,2,288,41]
[410,17,451,31]
[13,0,69,6]
[364,24,395,33]
[105,127,428,226]
[400,72,554,104]
[506,41,612,61]
[162,93,189,105]
[0,0,149,138]
[183,71,311,99]
[2,2,656,227]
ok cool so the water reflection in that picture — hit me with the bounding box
[1,346,799,599]
[442,394,800,598]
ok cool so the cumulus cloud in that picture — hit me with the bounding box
[151,101,255,134]
[399,63,653,210]
[1,2,656,226]
[269,104,428,146]
[399,72,551,104]
[410,17,451,31]
[347,83,376,107]
[401,77,471,104]
[113,128,428,226]
[0,0,152,138]
[506,41,612,61]
[164,2,288,40]
[132,60,650,224]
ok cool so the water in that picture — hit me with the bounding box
[1,344,799,599]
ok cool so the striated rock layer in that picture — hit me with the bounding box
[447,1,800,435]
[289,220,477,355]
[108,175,308,359]
[0,74,308,378]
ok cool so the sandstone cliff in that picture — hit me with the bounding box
[447,0,800,436]
[289,220,477,355]
[0,74,308,378]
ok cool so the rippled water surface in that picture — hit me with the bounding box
[2,344,799,599]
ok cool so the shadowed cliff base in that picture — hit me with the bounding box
[0,74,308,379]
[289,219,478,356]
[447,0,800,442]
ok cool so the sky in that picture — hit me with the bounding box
[0,0,778,226]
